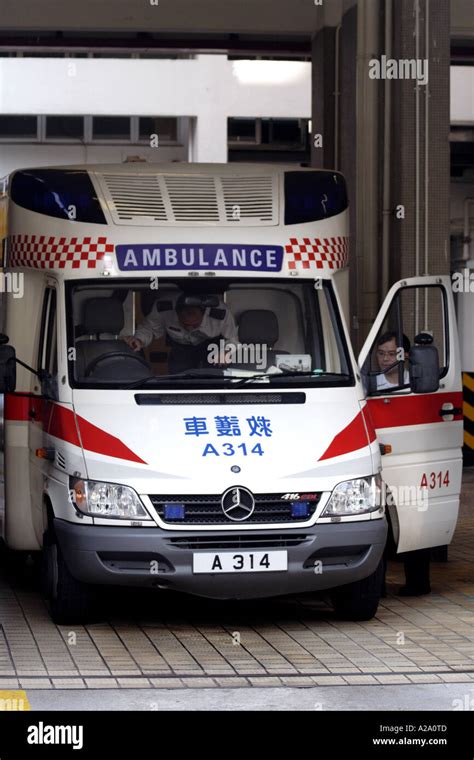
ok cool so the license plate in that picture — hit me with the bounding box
[193,550,288,574]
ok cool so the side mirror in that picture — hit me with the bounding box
[409,333,439,394]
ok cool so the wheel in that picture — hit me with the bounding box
[41,528,95,625]
[330,559,384,621]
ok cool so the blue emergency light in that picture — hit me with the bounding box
[163,503,186,521]
[10,169,106,224]
[284,171,348,225]
[290,501,310,519]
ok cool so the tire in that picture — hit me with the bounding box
[330,559,384,621]
[41,528,94,625]
[431,545,448,563]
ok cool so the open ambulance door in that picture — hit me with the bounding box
[358,276,463,553]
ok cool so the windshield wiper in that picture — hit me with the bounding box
[124,368,352,389]
[234,370,352,385]
[123,369,230,389]
[280,370,351,378]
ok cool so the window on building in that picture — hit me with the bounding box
[228,118,257,143]
[92,116,131,141]
[27,52,65,58]
[271,119,304,146]
[0,116,38,139]
[228,117,310,163]
[228,117,308,149]
[46,116,84,140]
[138,117,178,143]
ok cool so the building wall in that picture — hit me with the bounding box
[0,143,187,178]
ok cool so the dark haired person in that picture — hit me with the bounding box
[375,331,410,390]
[125,294,238,373]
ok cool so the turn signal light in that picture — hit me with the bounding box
[35,448,55,460]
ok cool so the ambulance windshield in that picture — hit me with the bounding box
[66,278,353,388]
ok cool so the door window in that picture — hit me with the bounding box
[363,285,448,395]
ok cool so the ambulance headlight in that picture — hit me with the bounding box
[69,478,150,520]
[322,476,382,517]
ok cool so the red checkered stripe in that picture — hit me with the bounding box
[8,235,114,269]
[285,236,349,270]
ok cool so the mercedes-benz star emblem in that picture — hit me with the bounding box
[221,486,255,522]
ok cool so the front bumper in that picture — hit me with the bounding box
[54,517,388,600]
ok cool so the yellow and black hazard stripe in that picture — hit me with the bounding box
[463,373,474,463]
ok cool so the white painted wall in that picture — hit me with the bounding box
[0,143,188,180]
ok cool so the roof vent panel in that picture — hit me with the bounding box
[93,172,279,226]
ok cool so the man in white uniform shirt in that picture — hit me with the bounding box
[126,294,238,373]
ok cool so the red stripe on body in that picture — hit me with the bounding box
[319,410,375,461]
[75,414,146,465]
[367,391,463,429]
[4,394,146,464]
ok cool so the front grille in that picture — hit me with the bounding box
[149,492,321,525]
[167,534,311,550]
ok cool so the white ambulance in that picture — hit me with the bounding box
[0,163,464,623]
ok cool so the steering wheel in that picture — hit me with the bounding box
[84,352,150,377]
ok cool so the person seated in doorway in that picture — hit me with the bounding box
[375,331,410,390]
[125,294,238,374]
[374,333,431,597]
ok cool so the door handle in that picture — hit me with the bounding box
[439,407,462,417]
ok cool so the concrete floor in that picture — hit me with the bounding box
[23,683,474,711]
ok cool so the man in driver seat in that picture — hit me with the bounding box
[125,294,238,374]
[375,332,410,390]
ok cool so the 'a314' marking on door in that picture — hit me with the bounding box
[420,471,450,489]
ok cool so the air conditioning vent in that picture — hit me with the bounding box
[94,172,279,227]
[99,174,167,222]
[164,175,219,222]
[221,175,274,222]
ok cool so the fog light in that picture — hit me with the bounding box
[164,503,185,520]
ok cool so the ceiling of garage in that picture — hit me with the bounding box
[0,0,472,56]
[0,0,331,35]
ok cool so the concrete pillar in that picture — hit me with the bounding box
[188,112,227,163]
[354,0,381,348]
[338,4,359,345]
[311,2,364,347]
[389,0,451,284]
[188,55,228,163]
[311,27,336,168]
[311,0,451,350]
